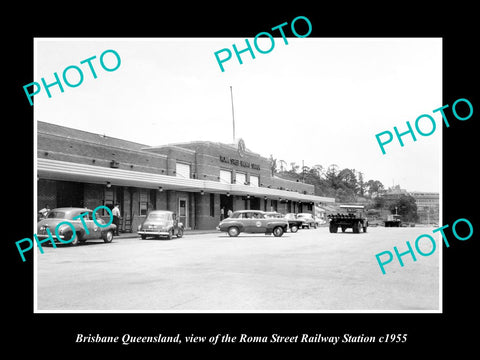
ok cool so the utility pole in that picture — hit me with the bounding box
[230,86,235,143]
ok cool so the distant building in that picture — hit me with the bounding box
[380,186,439,224]
[409,191,439,224]
[382,185,408,201]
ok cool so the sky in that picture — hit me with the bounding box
[34,37,442,193]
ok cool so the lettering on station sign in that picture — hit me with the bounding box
[219,155,260,170]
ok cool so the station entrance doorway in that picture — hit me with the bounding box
[220,194,233,220]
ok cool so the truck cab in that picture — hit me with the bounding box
[384,214,402,227]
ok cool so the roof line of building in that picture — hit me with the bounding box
[145,140,263,158]
[38,130,169,159]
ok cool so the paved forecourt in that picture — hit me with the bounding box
[36,226,440,311]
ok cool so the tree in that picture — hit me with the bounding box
[388,194,418,223]
[338,168,357,192]
[312,164,324,179]
[366,180,385,198]
[278,160,287,172]
[358,172,365,197]
[301,165,310,182]
[290,162,299,173]
[269,155,277,176]
[325,164,340,189]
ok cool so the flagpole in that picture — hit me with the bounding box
[230,86,235,143]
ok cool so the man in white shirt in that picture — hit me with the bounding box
[112,204,121,236]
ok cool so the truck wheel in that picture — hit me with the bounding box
[329,224,338,233]
[353,222,360,233]
[228,227,240,237]
[141,234,147,240]
[341,227,346,233]
[290,225,298,233]
[273,226,284,237]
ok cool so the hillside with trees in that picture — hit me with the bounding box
[269,156,418,222]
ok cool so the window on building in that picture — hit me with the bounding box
[140,202,148,216]
[139,189,148,216]
[176,162,191,179]
[250,175,259,187]
[236,172,246,185]
[220,169,232,184]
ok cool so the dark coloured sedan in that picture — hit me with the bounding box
[36,207,117,245]
[266,211,302,233]
[138,210,184,240]
[217,210,288,237]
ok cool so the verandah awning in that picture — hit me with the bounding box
[37,158,335,204]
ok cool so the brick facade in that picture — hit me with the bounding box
[37,121,334,230]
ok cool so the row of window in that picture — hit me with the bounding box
[220,169,259,186]
[415,199,439,204]
[176,162,260,187]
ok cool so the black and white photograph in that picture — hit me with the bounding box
[7,5,478,356]
[33,37,442,312]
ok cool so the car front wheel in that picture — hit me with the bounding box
[67,231,79,246]
[290,225,298,233]
[228,227,240,237]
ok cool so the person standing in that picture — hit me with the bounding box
[112,204,121,236]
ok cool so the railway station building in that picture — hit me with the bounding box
[37,121,335,231]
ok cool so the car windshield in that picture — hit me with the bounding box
[297,214,312,218]
[147,212,170,221]
[46,211,66,219]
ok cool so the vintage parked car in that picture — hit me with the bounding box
[265,211,301,233]
[296,213,318,229]
[284,213,306,233]
[36,207,117,245]
[217,210,289,237]
[314,216,326,226]
[137,210,184,240]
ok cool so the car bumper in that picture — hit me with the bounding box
[138,230,171,236]
[35,233,70,243]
